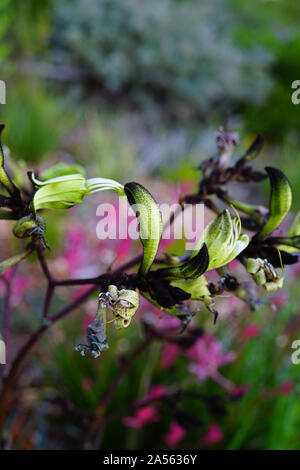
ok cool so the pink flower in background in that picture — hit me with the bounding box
[203,423,223,445]
[11,275,32,306]
[158,313,182,330]
[0,273,32,307]
[162,342,181,368]
[138,296,165,319]
[279,381,292,395]
[289,261,300,282]
[2,268,13,280]
[81,378,93,391]
[123,385,166,430]
[158,236,175,252]
[231,384,249,397]
[145,384,167,400]
[186,333,235,381]
[123,406,160,430]
[70,285,94,302]
[115,237,132,264]
[163,421,186,447]
[63,225,89,275]
[228,259,240,272]
[82,313,94,331]
[242,323,260,342]
[178,181,194,196]
[272,291,288,310]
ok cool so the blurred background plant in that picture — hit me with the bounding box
[0,0,300,451]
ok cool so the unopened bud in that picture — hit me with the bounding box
[13,214,45,239]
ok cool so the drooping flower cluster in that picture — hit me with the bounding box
[0,124,299,361]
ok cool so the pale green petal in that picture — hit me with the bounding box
[220,233,249,266]
[193,210,248,271]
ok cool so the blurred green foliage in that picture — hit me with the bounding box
[0,0,13,68]
[1,0,300,169]
[52,0,273,118]
[231,0,300,139]
[65,113,137,181]
[0,82,66,163]
[8,0,52,58]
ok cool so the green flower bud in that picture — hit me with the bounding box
[258,167,292,239]
[124,182,162,275]
[0,162,15,195]
[246,258,261,274]
[265,278,283,292]
[13,214,45,239]
[253,269,267,286]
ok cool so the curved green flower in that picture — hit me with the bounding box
[193,209,249,270]
[124,182,162,275]
[30,172,124,211]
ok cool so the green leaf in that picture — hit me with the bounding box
[124,182,162,275]
[258,167,292,239]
